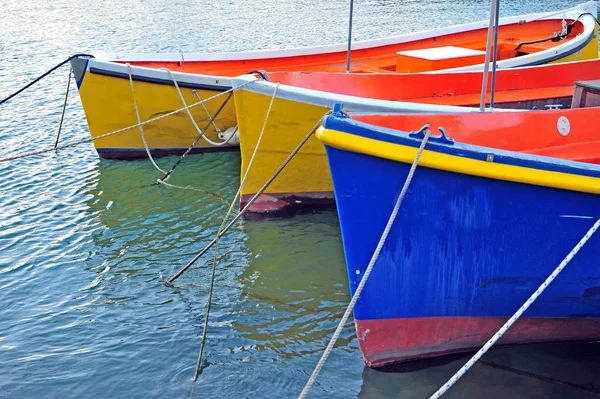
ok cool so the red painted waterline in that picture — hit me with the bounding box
[240,192,335,213]
[356,316,600,367]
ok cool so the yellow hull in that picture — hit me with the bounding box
[236,89,334,211]
[234,35,600,213]
[76,69,238,158]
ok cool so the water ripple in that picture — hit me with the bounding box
[1,0,598,398]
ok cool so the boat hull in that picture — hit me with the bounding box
[356,317,600,367]
[234,63,600,213]
[233,79,477,212]
[73,59,238,158]
[318,115,600,366]
[73,2,597,158]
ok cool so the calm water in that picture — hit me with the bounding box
[1,0,599,398]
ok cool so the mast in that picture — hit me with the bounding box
[489,0,501,109]
[346,0,354,73]
[480,0,500,111]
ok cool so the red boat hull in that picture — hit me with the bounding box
[356,317,600,367]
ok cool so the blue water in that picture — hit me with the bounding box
[1,0,599,398]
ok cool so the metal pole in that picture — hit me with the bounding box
[479,0,499,112]
[489,0,501,110]
[346,0,354,73]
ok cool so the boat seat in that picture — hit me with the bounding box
[395,46,486,73]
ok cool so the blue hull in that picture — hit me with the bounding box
[320,113,600,365]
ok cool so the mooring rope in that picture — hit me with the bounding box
[158,92,234,183]
[0,80,254,164]
[219,83,280,219]
[126,63,167,174]
[0,53,93,106]
[159,180,229,206]
[161,68,231,147]
[189,84,281,396]
[192,90,223,137]
[54,66,73,148]
[167,109,328,285]
[430,217,600,398]
[299,128,432,399]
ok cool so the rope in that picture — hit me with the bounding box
[298,129,432,399]
[0,79,254,164]
[430,217,600,398]
[161,68,231,147]
[167,109,327,285]
[227,83,280,213]
[192,90,223,136]
[0,53,93,106]
[158,180,229,206]
[126,63,167,174]
[157,91,234,183]
[189,84,281,393]
[54,66,72,148]
[516,11,600,51]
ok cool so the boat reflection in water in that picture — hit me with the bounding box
[359,342,600,398]
[232,208,353,360]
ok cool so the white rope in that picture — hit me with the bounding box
[158,180,229,206]
[234,83,280,204]
[0,79,253,164]
[127,63,167,174]
[189,83,281,389]
[191,89,222,135]
[161,68,231,147]
[196,82,280,267]
[299,128,432,399]
[166,109,329,285]
[430,217,600,399]
[212,82,279,230]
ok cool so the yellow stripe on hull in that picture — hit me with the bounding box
[235,89,331,198]
[317,127,600,195]
[77,71,238,154]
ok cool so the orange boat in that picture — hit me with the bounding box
[232,58,600,213]
[262,58,600,110]
[70,2,598,157]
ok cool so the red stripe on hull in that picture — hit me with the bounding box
[240,192,334,213]
[356,317,600,367]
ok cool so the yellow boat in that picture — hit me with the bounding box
[71,2,598,158]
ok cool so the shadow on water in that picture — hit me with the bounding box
[359,341,600,398]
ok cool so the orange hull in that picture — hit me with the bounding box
[266,59,600,108]
[113,16,594,75]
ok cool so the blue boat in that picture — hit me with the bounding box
[316,106,600,367]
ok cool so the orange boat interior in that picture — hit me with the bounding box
[268,60,600,109]
[352,106,600,164]
[118,19,584,76]
[267,59,600,109]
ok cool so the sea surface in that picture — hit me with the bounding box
[1,0,599,398]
